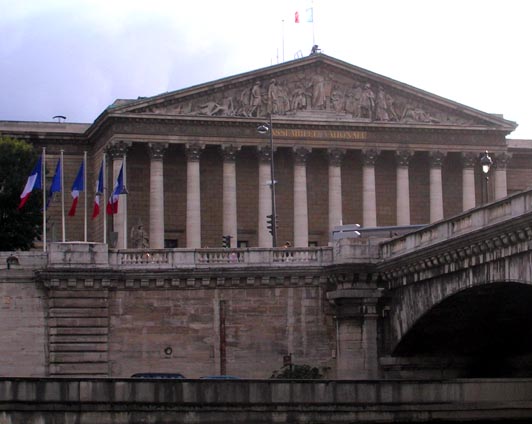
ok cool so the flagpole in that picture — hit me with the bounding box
[60,149,65,242]
[42,147,47,252]
[83,151,87,242]
[103,153,107,245]
[122,153,127,249]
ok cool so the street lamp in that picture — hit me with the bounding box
[257,115,277,247]
[480,150,493,204]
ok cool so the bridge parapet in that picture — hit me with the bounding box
[381,188,532,260]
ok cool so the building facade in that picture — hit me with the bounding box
[1,54,530,249]
[2,54,532,380]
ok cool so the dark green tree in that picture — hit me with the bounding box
[0,137,42,251]
[270,364,323,379]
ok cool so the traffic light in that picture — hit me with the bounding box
[222,235,232,248]
[266,214,278,235]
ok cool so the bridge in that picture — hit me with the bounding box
[375,189,532,378]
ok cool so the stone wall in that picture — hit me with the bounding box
[0,272,47,376]
[107,284,336,379]
[1,378,531,423]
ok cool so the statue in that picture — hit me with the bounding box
[131,220,149,248]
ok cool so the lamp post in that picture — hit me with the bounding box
[257,115,277,247]
[480,150,493,205]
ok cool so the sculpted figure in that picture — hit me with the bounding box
[402,106,439,123]
[359,83,375,120]
[330,86,346,113]
[197,100,225,116]
[375,86,390,121]
[345,82,363,117]
[291,85,307,111]
[131,221,149,249]
[237,86,251,116]
[277,80,290,114]
[249,81,262,117]
[267,79,280,114]
[310,73,326,109]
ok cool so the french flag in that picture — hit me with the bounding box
[68,161,84,216]
[46,158,62,209]
[106,163,124,215]
[18,154,43,209]
[92,161,104,219]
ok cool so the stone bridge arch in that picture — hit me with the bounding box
[391,280,532,359]
[385,246,532,357]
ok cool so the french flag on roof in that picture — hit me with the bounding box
[18,154,43,209]
[68,161,84,217]
[106,163,125,215]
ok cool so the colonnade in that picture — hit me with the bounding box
[105,142,510,249]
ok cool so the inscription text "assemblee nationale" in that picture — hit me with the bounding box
[272,128,367,140]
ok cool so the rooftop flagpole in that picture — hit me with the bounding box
[103,153,107,245]
[60,149,65,243]
[42,147,47,252]
[122,153,128,249]
[83,151,87,242]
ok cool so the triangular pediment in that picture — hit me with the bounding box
[109,54,516,132]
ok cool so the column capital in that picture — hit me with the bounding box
[494,152,512,169]
[328,148,346,166]
[461,152,477,168]
[293,146,311,164]
[257,144,272,163]
[429,150,446,168]
[148,143,168,160]
[106,141,132,159]
[221,144,241,162]
[396,150,413,167]
[362,149,380,166]
[185,143,204,161]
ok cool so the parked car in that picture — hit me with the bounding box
[130,373,185,379]
[199,375,240,379]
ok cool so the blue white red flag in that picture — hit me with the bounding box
[106,163,124,215]
[92,161,104,219]
[68,161,84,216]
[18,154,43,209]
[46,158,61,209]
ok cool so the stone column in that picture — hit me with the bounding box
[494,152,511,200]
[222,145,240,248]
[257,145,273,247]
[293,147,310,247]
[106,141,131,249]
[328,148,345,236]
[396,150,412,226]
[462,152,477,210]
[362,149,379,228]
[148,143,168,249]
[429,151,445,222]
[186,143,203,248]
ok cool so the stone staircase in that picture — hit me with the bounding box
[47,289,109,376]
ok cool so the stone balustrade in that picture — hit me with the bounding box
[109,246,334,269]
[381,188,532,260]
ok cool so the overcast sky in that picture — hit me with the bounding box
[2,0,531,139]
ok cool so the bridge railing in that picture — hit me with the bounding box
[381,188,532,259]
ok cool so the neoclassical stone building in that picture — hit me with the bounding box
[1,53,530,248]
[3,54,532,381]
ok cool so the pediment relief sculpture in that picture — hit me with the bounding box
[134,67,481,127]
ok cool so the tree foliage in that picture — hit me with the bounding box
[270,364,323,379]
[0,136,42,251]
